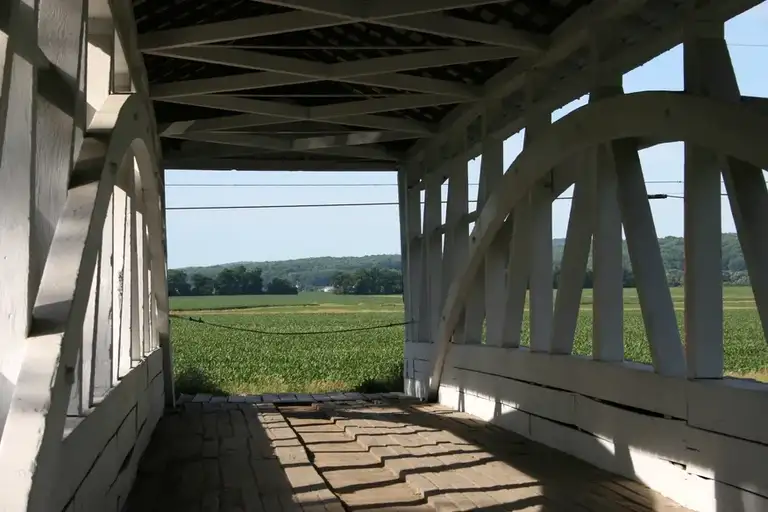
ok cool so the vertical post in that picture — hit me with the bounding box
[92,194,114,401]
[0,0,37,438]
[398,168,422,344]
[683,22,724,378]
[525,107,553,353]
[480,136,507,347]
[687,21,768,351]
[422,174,443,343]
[443,157,469,344]
[114,159,133,379]
[130,161,142,364]
[591,71,625,362]
[614,137,685,376]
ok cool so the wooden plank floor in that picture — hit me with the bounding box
[125,394,690,511]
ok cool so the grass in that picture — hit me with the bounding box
[170,288,768,396]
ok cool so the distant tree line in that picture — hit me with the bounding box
[329,267,403,295]
[167,265,298,296]
[168,234,752,296]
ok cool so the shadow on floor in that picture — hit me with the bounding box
[173,367,227,397]
[125,396,689,511]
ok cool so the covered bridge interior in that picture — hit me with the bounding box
[1,0,767,510]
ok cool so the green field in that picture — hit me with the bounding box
[170,288,768,396]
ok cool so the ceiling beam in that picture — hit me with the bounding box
[165,131,399,161]
[148,46,488,99]
[405,0,652,173]
[162,93,463,121]
[138,10,344,51]
[255,0,546,53]
[151,46,518,78]
[140,1,544,54]
[164,159,396,171]
[159,110,435,136]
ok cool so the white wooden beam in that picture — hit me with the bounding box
[502,199,531,349]
[551,167,593,355]
[92,193,113,401]
[153,45,521,81]
[377,14,547,53]
[164,159,396,171]
[698,32,768,347]
[422,175,444,343]
[407,0,650,175]
[398,169,423,344]
[150,69,478,100]
[0,147,115,512]
[138,11,344,51]
[159,97,436,135]
[479,136,507,347]
[0,0,37,439]
[443,157,469,344]
[683,24,725,378]
[166,131,397,161]
[590,70,625,362]
[147,0,542,53]
[613,137,685,377]
[308,94,464,120]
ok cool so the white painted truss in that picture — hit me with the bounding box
[0,0,172,509]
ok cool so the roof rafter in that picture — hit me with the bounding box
[255,0,547,52]
[406,0,652,177]
[148,45,515,98]
[165,131,400,161]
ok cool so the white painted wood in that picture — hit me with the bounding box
[154,46,520,84]
[32,0,88,306]
[479,136,506,347]
[0,157,115,512]
[138,11,344,50]
[406,0,652,172]
[163,110,432,137]
[589,84,625,362]
[591,144,624,361]
[114,159,133,379]
[443,157,469,345]
[430,90,768,394]
[167,130,396,162]
[422,175,443,343]
[142,218,151,355]
[696,35,768,344]
[551,175,593,355]
[687,378,768,446]
[686,424,768,497]
[129,160,142,364]
[68,261,98,416]
[463,160,488,344]
[528,183,553,353]
[92,194,113,401]
[501,200,530,349]
[613,137,685,377]
[683,33,725,379]
[444,344,687,418]
[397,169,421,345]
[0,0,37,439]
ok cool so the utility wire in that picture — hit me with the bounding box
[166,179,690,188]
[165,179,767,189]
[166,194,675,211]
[169,313,411,335]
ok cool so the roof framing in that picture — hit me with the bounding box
[133,0,760,172]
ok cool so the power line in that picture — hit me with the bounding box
[166,194,666,211]
[164,179,696,188]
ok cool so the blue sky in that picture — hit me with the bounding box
[165,3,767,269]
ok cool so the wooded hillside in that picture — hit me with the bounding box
[170,234,749,295]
